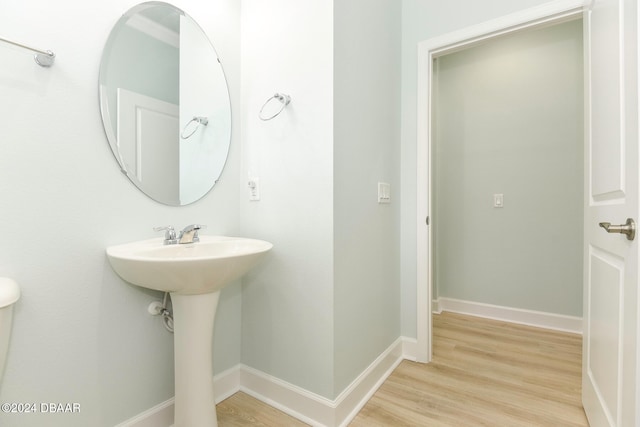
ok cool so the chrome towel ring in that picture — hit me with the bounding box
[259,93,291,121]
[181,116,209,139]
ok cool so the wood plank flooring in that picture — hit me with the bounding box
[216,312,588,426]
[216,391,307,426]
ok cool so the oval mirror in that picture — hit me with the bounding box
[99,1,231,206]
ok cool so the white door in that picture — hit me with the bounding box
[117,88,180,204]
[583,0,638,425]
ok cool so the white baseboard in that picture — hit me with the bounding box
[239,337,407,427]
[432,299,441,314]
[239,365,334,426]
[114,365,241,427]
[401,337,418,362]
[117,337,414,427]
[434,297,582,334]
[333,337,405,426]
[114,398,174,427]
[213,365,242,404]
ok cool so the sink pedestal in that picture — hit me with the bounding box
[106,235,273,425]
[171,291,220,427]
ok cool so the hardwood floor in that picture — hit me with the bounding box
[216,391,307,426]
[216,312,588,426]
[351,312,587,426]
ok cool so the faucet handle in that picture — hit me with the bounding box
[153,226,178,245]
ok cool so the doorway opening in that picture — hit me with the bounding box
[431,18,584,329]
[415,2,586,363]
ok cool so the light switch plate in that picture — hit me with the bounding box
[493,193,504,208]
[378,182,391,204]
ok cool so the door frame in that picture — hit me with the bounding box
[415,0,587,363]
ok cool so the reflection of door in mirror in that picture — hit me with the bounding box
[117,88,180,205]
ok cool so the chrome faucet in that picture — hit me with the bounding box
[154,224,206,245]
[178,224,205,244]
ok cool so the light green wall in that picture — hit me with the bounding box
[241,0,403,401]
[433,19,584,315]
[240,0,336,398]
[333,0,401,397]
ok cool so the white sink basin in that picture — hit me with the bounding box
[107,234,273,426]
[106,235,273,295]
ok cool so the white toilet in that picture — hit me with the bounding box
[0,278,19,381]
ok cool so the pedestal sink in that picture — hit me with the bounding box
[106,235,273,427]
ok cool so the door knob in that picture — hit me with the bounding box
[599,218,636,241]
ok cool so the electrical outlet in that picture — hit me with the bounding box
[248,177,260,201]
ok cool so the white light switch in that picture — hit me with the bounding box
[378,182,391,204]
[493,193,504,208]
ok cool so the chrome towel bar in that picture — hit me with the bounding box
[0,36,55,67]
